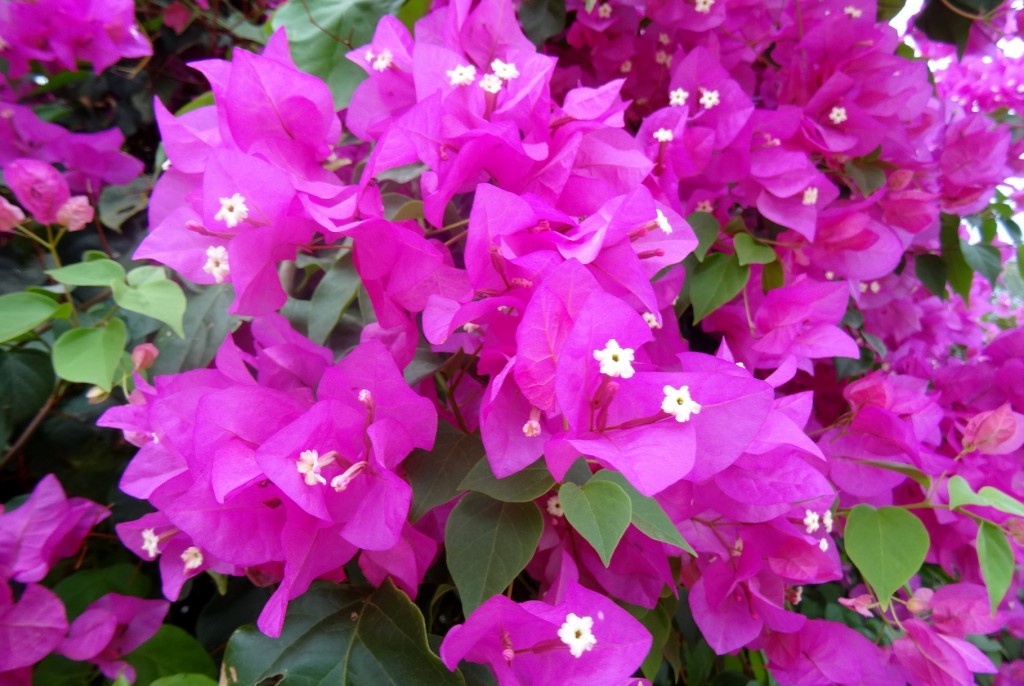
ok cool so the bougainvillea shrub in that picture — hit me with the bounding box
[2,0,1024,684]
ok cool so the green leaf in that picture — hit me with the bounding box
[761,259,784,292]
[51,318,127,391]
[0,349,53,425]
[687,212,718,262]
[877,0,908,21]
[53,563,151,619]
[733,233,776,266]
[271,0,403,110]
[0,292,65,342]
[98,177,151,232]
[518,0,566,46]
[445,493,542,613]
[948,476,1024,517]
[689,252,750,323]
[125,625,216,686]
[961,242,1002,287]
[559,481,631,567]
[46,258,125,287]
[623,600,672,681]
[589,470,695,555]
[977,522,1014,615]
[149,286,237,375]
[150,676,218,686]
[406,423,485,521]
[940,213,973,302]
[859,460,932,491]
[111,278,187,338]
[397,0,431,31]
[308,253,360,344]
[914,0,972,57]
[458,456,555,502]
[224,580,463,686]
[844,505,930,610]
[844,160,887,197]
[977,486,1024,517]
[32,654,94,686]
[915,254,948,299]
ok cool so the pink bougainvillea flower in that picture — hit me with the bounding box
[3,158,69,225]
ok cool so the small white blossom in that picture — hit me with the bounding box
[655,208,673,234]
[825,270,835,280]
[364,49,375,62]
[844,5,863,18]
[828,106,848,125]
[659,32,671,45]
[869,280,881,294]
[802,186,819,206]
[699,88,720,109]
[619,59,632,74]
[215,193,248,228]
[823,510,834,534]
[694,0,715,14]
[142,528,160,559]
[662,385,701,422]
[669,87,690,107]
[491,59,520,81]
[181,546,204,572]
[643,312,662,329]
[546,494,564,517]
[655,50,672,66]
[161,159,172,171]
[653,128,674,143]
[596,2,613,18]
[297,449,335,487]
[859,282,869,293]
[803,509,821,534]
[447,64,477,86]
[372,49,394,72]
[696,199,714,213]
[202,245,230,283]
[558,613,597,658]
[479,73,504,94]
[593,339,636,378]
[523,418,542,437]
[819,538,830,552]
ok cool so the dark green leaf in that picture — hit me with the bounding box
[53,563,151,619]
[623,599,672,681]
[32,654,95,686]
[458,456,555,502]
[518,0,566,46]
[940,214,973,302]
[98,177,151,232]
[914,0,972,57]
[589,470,694,554]
[844,505,930,609]
[52,318,127,391]
[977,522,1013,614]
[0,349,53,425]
[844,160,886,197]
[445,493,542,613]
[0,292,66,342]
[733,233,776,266]
[397,0,431,31]
[149,285,237,375]
[406,423,485,521]
[271,0,403,109]
[559,481,631,567]
[687,212,718,262]
[689,252,750,323]
[961,242,1002,287]
[224,581,462,686]
[308,253,360,344]
[150,675,218,686]
[125,625,216,686]
[915,254,948,299]
[761,260,784,292]
[877,0,908,20]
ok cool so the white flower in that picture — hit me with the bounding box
[828,106,848,125]
[696,199,714,213]
[825,271,835,280]
[297,449,335,487]
[662,385,701,422]
[802,186,819,206]
[593,339,636,378]
[447,64,477,86]
[819,538,830,552]
[869,280,881,294]
[596,2,613,18]
[181,546,204,571]
[372,49,394,72]
[699,88,720,109]
[479,73,504,94]
[142,528,160,559]
[655,50,672,66]
[364,49,375,62]
[659,32,671,45]
[643,312,662,329]
[161,159,172,171]
[844,5,863,18]
[694,0,715,14]
[558,613,597,658]
[804,509,821,534]
[214,193,248,228]
[202,245,230,283]
[655,208,673,234]
[823,510,834,534]
[491,59,519,81]
[619,59,632,73]
[669,87,689,107]
[546,494,564,517]
[653,128,674,143]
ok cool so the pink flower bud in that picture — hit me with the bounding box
[0,196,25,233]
[3,158,70,225]
[888,169,914,191]
[56,195,95,232]
[963,403,1024,455]
[131,343,160,371]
